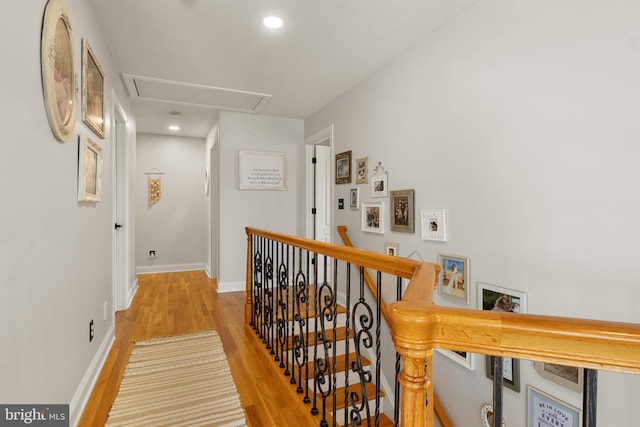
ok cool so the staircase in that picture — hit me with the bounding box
[251,277,395,427]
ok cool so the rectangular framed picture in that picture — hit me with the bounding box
[362,201,384,234]
[335,150,352,184]
[78,134,103,203]
[438,254,470,304]
[437,349,474,370]
[385,241,399,256]
[485,356,521,392]
[355,156,368,184]
[420,208,447,241]
[82,39,105,139]
[527,386,581,427]
[478,282,527,313]
[534,362,583,393]
[371,174,387,197]
[390,189,414,233]
[238,150,287,190]
[349,188,359,209]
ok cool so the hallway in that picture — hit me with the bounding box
[79,271,324,426]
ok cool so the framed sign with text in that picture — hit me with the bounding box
[238,150,287,190]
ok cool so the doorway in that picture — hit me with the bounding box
[305,125,333,283]
[112,91,133,312]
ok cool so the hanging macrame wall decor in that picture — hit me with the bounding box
[146,169,164,207]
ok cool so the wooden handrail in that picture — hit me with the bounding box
[246,227,640,426]
[337,225,452,427]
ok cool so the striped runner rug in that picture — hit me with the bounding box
[106,330,247,427]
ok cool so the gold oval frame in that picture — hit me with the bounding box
[41,0,77,141]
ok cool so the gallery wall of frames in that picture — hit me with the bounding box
[335,149,584,427]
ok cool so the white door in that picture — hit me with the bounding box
[112,93,130,312]
[314,144,331,284]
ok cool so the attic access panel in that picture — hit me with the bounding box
[122,74,271,113]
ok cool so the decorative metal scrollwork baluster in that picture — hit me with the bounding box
[264,252,274,352]
[315,266,335,427]
[293,265,308,394]
[277,257,290,373]
[253,248,263,336]
[349,297,374,425]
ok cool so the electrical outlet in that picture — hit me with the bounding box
[149,250,156,258]
[89,319,94,342]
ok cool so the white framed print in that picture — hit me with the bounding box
[527,386,581,427]
[349,187,359,209]
[77,134,102,203]
[420,208,447,241]
[362,201,384,234]
[437,349,474,370]
[478,282,527,314]
[371,174,388,198]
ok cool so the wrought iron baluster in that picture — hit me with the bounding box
[343,265,354,426]
[375,271,381,427]
[311,251,320,417]
[331,258,339,427]
[349,268,373,426]
[252,236,263,336]
[315,255,334,427]
[492,356,504,427]
[583,369,598,427]
[293,248,309,395]
[394,276,402,426]
[264,242,274,353]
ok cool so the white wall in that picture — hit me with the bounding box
[305,0,640,425]
[0,0,135,423]
[218,111,304,292]
[135,134,208,273]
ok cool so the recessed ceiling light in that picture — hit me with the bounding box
[169,125,180,131]
[263,16,283,29]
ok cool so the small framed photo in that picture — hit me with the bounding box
[478,282,527,313]
[527,386,581,427]
[420,208,447,241]
[78,134,103,203]
[485,356,521,392]
[335,150,352,184]
[534,362,583,393]
[390,189,414,233]
[385,242,399,256]
[437,349,474,370]
[82,39,105,139]
[349,188,360,209]
[438,254,470,304]
[362,201,384,234]
[371,174,388,198]
[355,157,368,184]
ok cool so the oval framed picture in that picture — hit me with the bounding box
[41,0,77,141]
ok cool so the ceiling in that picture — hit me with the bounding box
[90,0,478,138]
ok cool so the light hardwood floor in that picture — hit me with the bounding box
[78,270,327,426]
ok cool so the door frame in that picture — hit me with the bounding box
[304,125,334,242]
[111,90,133,313]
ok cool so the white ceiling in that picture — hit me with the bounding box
[90,0,478,138]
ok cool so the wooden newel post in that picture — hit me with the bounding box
[396,345,434,426]
[245,228,253,326]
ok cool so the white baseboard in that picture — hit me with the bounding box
[136,263,207,275]
[69,324,115,427]
[217,280,245,293]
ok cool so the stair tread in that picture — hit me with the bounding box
[287,325,352,348]
[307,353,371,375]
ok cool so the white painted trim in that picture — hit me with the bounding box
[126,278,138,308]
[136,263,208,275]
[304,125,334,241]
[69,325,115,427]
[217,280,245,293]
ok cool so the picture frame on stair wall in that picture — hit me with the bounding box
[436,349,474,370]
[438,253,470,304]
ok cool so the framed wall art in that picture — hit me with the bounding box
[479,282,527,313]
[41,0,77,141]
[420,208,447,241]
[82,39,105,139]
[485,356,521,392]
[78,134,103,203]
[349,188,359,209]
[335,150,352,184]
[390,189,414,233]
[238,150,287,190]
[437,349,474,370]
[438,254,470,304]
[371,174,387,198]
[527,386,581,427]
[534,362,583,393]
[355,157,368,184]
[385,242,399,256]
[361,201,384,234]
